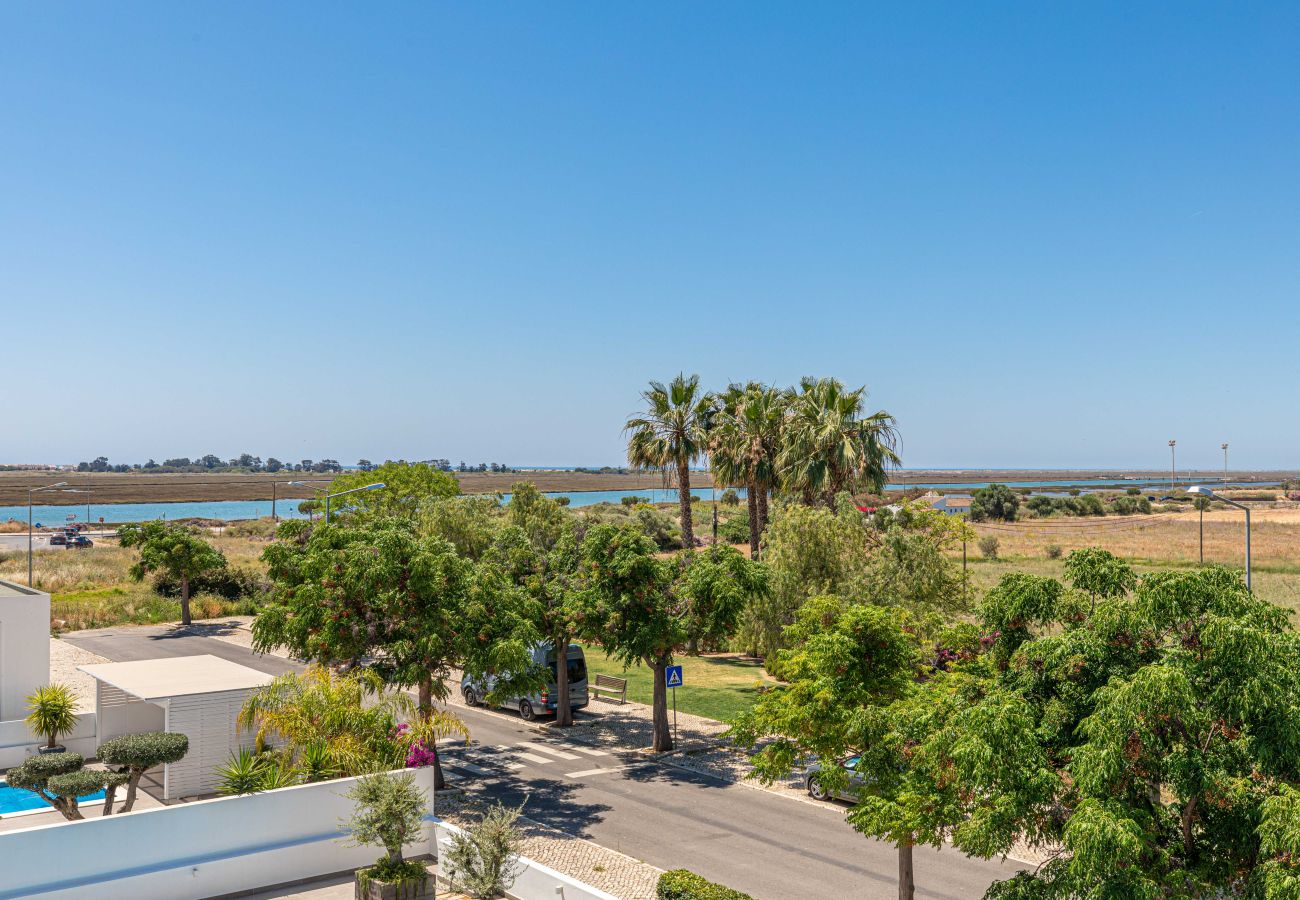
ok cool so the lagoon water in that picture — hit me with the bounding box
[0,480,1278,526]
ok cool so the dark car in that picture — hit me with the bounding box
[48,533,67,546]
[67,536,93,549]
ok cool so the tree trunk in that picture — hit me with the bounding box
[121,769,143,812]
[677,456,694,550]
[418,674,447,791]
[756,485,769,538]
[650,657,673,753]
[180,575,192,626]
[101,782,118,816]
[555,631,573,727]
[388,846,403,865]
[746,480,760,559]
[898,839,914,900]
[1181,795,1198,859]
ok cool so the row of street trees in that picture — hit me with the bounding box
[250,472,770,759]
[625,374,899,555]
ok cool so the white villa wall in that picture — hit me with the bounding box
[0,712,96,768]
[96,683,165,743]
[0,582,51,721]
[0,766,617,900]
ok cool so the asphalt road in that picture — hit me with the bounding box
[61,625,1024,899]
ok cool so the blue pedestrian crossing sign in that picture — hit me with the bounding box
[665,665,684,688]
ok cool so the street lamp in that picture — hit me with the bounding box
[1188,485,1251,591]
[1168,440,1177,492]
[287,481,384,524]
[1221,443,1229,483]
[273,479,329,521]
[27,482,68,586]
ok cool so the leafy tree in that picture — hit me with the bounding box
[576,524,678,750]
[421,495,501,561]
[443,802,526,900]
[1063,547,1136,612]
[254,519,530,787]
[779,376,899,507]
[98,732,189,812]
[118,520,226,625]
[677,545,769,654]
[265,457,283,473]
[328,461,458,519]
[504,482,568,551]
[970,484,1019,522]
[980,565,1300,897]
[862,504,973,617]
[625,373,713,550]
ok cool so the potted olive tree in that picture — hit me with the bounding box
[25,684,79,754]
[343,772,434,900]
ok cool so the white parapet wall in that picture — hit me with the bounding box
[0,712,96,768]
[0,580,51,721]
[0,766,618,900]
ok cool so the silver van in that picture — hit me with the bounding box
[460,643,589,721]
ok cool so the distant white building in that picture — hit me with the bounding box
[930,495,973,517]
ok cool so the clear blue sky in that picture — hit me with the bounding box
[5,3,1298,470]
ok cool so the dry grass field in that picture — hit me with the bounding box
[965,505,1300,614]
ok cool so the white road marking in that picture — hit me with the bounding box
[563,764,647,779]
[447,761,494,776]
[513,751,553,765]
[570,746,610,757]
[519,742,581,760]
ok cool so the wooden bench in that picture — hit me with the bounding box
[591,674,628,705]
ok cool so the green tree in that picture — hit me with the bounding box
[421,495,501,561]
[343,771,429,884]
[25,683,78,750]
[980,565,1300,897]
[254,519,530,788]
[328,461,458,520]
[625,373,713,550]
[969,484,1020,522]
[780,376,899,507]
[1062,547,1136,613]
[98,732,189,812]
[677,545,769,654]
[578,523,678,749]
[710,382,785,556]
[118,520,226,625]
[5,753,128,821]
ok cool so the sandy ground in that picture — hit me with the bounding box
[50,637,109,710]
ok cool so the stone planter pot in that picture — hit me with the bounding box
[37,746,67,755]
[354,871,435,900]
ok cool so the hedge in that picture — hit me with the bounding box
[657,869,754,900]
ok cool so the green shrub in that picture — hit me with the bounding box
[657,869,755,900]
[153,565,266,601]
[978,535,1000,559]
[1126,486,1141,496]
[621,495,648,507]
[719,489,739,506]
[98,731,189,812]
[1045,544,1063,560]
[443,802,524,900]
[719,512,751,544]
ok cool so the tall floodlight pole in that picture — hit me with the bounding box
[1168,440,1177,492]
[1222,443,1229,483]
[1189,486,1251,591]
[27,482,69,585]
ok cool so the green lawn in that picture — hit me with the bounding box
[580,646,774,724]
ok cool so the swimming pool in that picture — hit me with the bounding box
[0,780,105,815]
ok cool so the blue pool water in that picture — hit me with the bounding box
[0,781,105,814]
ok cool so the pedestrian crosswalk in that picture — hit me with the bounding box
[439,738,614,784]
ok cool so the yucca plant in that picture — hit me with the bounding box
[25,684,79,751]
[216,747,271,795]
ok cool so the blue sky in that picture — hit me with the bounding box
[4,3,1299,470]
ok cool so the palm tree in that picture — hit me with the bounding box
[781,377,900,507]
[625,374,713,550]
[710,383,785,557]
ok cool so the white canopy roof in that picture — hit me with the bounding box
[78,654,275,701]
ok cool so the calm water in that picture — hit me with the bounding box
[0,480,1279,526]
[0,780,104,814]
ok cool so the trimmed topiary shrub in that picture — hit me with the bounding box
[98,731,189,812]
[5,752,128,820]
[657,869,755,900]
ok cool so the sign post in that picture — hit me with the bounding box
[665,664,684,746]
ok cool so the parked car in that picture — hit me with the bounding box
[805,755,872,802]
[461,643,589,721]
[67,536,93,549]
[47,533,67,546]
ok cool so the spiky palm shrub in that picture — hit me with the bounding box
[25,683,79,750]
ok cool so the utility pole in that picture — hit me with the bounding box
[1222,443,1229,483]
[1168,440,1177,492]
